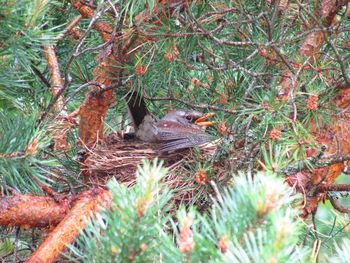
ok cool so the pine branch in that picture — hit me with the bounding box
[26,189,111,263]
[281,153,350,176]
[0,193,68,228]
[143,95,236,114]
[56,15,83,42]
[328,196,350,214]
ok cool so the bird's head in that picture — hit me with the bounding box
[162,110,214,127]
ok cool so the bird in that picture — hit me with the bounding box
[126,93,214,152]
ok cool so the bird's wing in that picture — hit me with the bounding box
[159,136,212,152]
[155,122,212,152]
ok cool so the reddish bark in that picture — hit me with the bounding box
[70,0,94,18]
[56,15,82,42]
[42,45,64,110]
[0,194,69,228]
[70,0,117,147]
[26,189,111,263]
[77,75,114,146]
[42,44,71,151]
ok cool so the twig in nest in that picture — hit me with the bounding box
[83,137,222,205]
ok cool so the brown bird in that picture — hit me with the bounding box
[136,110,214,152]
[127,94,214,152]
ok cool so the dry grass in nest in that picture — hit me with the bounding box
[83,133,229,206]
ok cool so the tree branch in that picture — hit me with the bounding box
[281,152,350,176]
[328,196,350,213]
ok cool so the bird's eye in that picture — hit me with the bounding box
[185,115,192,121]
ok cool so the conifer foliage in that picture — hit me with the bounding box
[69,160,308,262]
[1,0,350,262]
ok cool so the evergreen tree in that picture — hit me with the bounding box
[1,0,350,262]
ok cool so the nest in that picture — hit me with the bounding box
[83,132,229,206]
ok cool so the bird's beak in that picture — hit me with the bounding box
[195,112,215,126]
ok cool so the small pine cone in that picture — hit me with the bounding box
[164,41,179,62]
[140,243,148,251]
[269,129,282,142]
[195,169,207,185]
[258,47,267,57]
[172,41,179,56]
[135,64,147,76]
[206,74,213,82]
[218,122,229,136]
[179,236,195,254]
[219,94,228,104]
[262,100,269,110]
[298,139,305,145]
[218,235,229,253]
[135,198,150,217]
[307,95,318,111]
[25,138,39,155]
[164,51,175,62]
[179,217,195,253]
[191,78,201,87]
[226,79,234,87]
